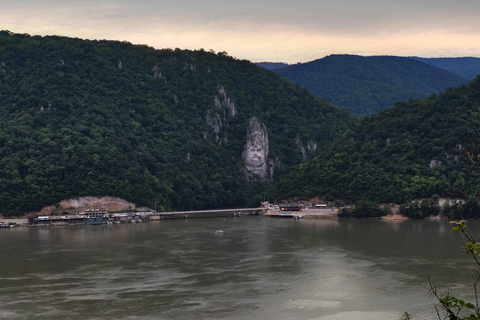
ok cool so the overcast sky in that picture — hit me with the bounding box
[2,0,480,63]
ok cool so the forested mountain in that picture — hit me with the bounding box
[272,54,468,116]
[0,31,357,215]
[412,57,480,81]
[255,62,291,70]
[270,76,480,205]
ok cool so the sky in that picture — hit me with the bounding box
[2,0,480,63]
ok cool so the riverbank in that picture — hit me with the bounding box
[1,208,410,227]
[265,208,339,219]
[265,207,410,220]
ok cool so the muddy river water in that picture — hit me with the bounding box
[0,217,476,320]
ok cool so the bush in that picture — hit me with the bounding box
[338,200,385,218]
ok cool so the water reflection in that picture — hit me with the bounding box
[0,217,476,320]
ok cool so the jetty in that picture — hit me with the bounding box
[150,207,267,219]
[8,207,268,227]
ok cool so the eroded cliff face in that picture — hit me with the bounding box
[204,85,238,144]
[296,137,318,161]
[243,117,270,181]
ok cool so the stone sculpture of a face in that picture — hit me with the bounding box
[243,117,269,180]
[245,136,265,168]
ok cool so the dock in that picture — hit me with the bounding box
[4,207,269,227]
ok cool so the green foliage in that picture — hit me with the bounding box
[412,57,480,81]
[338,200,386,218]
[443,197,480,219]
[0,31,357,215]
[399,196,440,219]
[271,77,480,206]
[274,54,468,116]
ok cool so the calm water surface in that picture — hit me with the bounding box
[0,217,476,320]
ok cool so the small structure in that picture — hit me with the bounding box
[80,209,109,225]
[279,205,301,211]
[80,209,109,219]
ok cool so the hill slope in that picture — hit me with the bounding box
[271,76,480,204]
[0,31,357,215]
[274,54,468,116]
[255,62,290,70]
[412,57,480,81]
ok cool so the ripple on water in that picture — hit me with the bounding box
[283,299,342,310]
[308,310,402,320]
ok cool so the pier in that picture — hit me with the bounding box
[149,207,268,219]
[16,207,269,226]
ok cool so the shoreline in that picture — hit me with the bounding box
[0,209,415,227]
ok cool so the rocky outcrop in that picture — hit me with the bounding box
[205,109,223,143]
[296,137,318,161]
[243,117,270,180]
[37,196,151,215]
[204,85,238,144]
[215,85,237,117]
[429,160,442,169]
[152,65,162,79]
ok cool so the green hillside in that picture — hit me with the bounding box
[0,31,356,215]
[271,76,480,204]
[274,54,468,116]
[412,57,480,81]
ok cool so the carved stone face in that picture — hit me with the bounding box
[243,117,269,180]
[245,138,265,168]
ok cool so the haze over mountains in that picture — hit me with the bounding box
[259,55,480,116]
[411,57,480,81]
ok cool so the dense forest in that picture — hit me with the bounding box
[272,54,468,116]
[412,57,480,81]
[270,76,480,206]
[0,31,357,215]
[255,62,290,70]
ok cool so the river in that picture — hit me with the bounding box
[0,217,476,320]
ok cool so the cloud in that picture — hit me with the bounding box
[2,0,480,62]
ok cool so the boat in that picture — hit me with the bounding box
[267,212,303,219]
[0,223,14,228]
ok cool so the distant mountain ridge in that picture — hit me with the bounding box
[255,62,291,70]
[411,57,480,81]
[258,54,469,116]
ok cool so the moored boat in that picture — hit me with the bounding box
[0,223,14,228]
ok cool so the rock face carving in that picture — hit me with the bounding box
[243,117,269,180]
